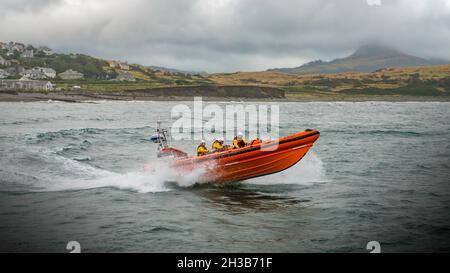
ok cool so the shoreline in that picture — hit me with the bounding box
[0,91,449,103]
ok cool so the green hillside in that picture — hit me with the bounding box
[0,42,214,88]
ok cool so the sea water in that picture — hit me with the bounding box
[0,101,449,252]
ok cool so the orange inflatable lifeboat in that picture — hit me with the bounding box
[147,126,320,184]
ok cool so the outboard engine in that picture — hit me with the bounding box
[152,121,188,159]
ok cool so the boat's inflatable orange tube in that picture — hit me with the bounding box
[164,129,320,184]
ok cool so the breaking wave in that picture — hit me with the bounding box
[35,155,212,194]
[26,151,326,193]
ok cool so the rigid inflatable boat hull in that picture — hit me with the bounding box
[167,130,320,184]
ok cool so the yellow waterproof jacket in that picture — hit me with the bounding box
[212,140,224,152]
[197,145,209,156]
[233,137,247,149]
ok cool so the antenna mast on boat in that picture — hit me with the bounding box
[156,119,169,152]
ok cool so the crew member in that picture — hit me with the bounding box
[197,140,209,156]
[233,132,247,149]
[250,138,261,145]
[212,137,225,152]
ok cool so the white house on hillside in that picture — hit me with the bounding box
[7,42,25,52]
[5,66,25,76]
[22,67,56,79]
[58,69,84,80]
[22,68,46,80]
[109,61,130,70]
[38,46,53,56]
[0,79,53,91]
[118,62,130,70]
[0,55,11,66]
[21,49,34,58]
[0,69,10,79]
[37,67,56,78]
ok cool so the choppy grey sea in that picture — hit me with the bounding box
[0,101,449,252]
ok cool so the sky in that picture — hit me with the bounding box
[1,0,450,73]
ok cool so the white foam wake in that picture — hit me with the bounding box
[31,148,325,193]
[33,151,211,193]
[48,170,172,193]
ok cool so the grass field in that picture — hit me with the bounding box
[209,65,450,98]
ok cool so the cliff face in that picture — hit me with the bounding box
[0,85,286,102]
[125,85,285,99]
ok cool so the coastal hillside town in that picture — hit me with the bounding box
[0,41,140,91]
[0,40,210,91]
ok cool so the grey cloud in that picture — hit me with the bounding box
[0,0,449,72]
[0,0,62,15]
